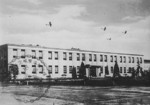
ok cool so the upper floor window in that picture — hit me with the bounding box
[137,57,139,63]
[39,50,43,59]
[100,55,103,62]
[13,49,18,58]
[132,57,134,63]
[94,54,97,61]
[110,55,113,62]
[104,55,107,62]
[48,51,52,59]
[124,56,126,63]
[82,53,85,61]
[63,52,67,60]
[21,49,25,58]
[140,57,142,63]
[77,53,80,61]
[114,56,117,62]
[55,52,58,60]
[89,54,92,61]
[69,53,72,60]
[129,57,131,63]
[32,50,36,59]
[120,56,122,63]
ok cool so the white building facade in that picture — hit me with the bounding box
[144,60,150,71]
[0,44,144,80]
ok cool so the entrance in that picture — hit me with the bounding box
[90,66,97,77]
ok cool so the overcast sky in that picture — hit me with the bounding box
[0,0,150,59]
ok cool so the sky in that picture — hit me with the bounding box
[0,0,150,59]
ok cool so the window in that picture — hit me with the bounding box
[55,52,58,60]
[94,54,97,61]
[120,56,122,63]
[77,53,80,61]
[32,65,36,74]
[137,57,139,63]
[82,53,85,61]
[120,67,122,73]
[69,66,72,74]
[114,56,117,62]
[21,65,26,74]
[39,65,43,73]
[100,66,103,73]
[21,49,25,58]
[111,66,113,73]
[55,66,58,74]
[100,55,103,62]
[124,67,126,73]
[63,66,67,74]
[124,56,126,63]
[77,66,80,73]
[13,49,18,58]
[129,57,131,63]
[132,57,134,63]
[69,53,72,60]
[140,57,142,63]
[32,50,36,59]
[89,54,92,61]
[48,65,52,74]
[128,67,132,73]
[104,55,107,62]
[110,55,113,62]
[48,51,52,59]
[63,52,67,60]
[39,51,43,59]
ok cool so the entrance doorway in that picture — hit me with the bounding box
[90,66,97,77]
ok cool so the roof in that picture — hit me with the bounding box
[3,43,144,56]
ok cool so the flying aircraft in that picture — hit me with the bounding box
[101,27,107,31]
[107,38,111,40]
[123,30,127,34]
[46,22,52,27]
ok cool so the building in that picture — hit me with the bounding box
[0,44,144,80]
[144,59,150,71]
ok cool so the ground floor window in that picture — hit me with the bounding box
[55,66,58,74]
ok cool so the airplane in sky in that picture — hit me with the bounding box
[46,21,52,27]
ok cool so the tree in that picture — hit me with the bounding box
[136,61,143,77]
[79,62,86,78]
[72,67,77,79]
[105,66,109,75]
[113,61,120,78]
[131,67,136,78]
[9,64,19,81]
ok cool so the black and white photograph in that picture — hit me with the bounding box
[0,0,150,105]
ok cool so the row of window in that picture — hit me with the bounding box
[21,65,74,74]
[13,49,143,63]
[20,64,135,75]
[99,66,134,74]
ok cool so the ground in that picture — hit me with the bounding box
[0,83,150,105]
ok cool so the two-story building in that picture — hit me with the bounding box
[0,44,144,80]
